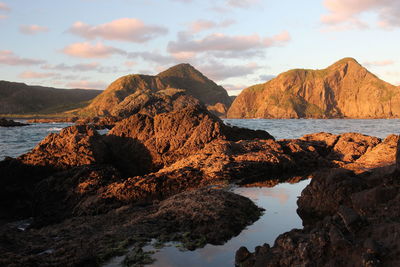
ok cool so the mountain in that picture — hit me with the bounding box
[0,81,102,114]
[80,64,232,116]
[227,58,400,119]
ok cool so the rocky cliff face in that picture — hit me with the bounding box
[81,64,232,117]
[228,58,400,118]
[0,81,101,114]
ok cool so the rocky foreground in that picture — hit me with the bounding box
[236,139,400,266]
[1,94,400,266]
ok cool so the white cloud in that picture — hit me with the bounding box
[226,0,260,8]
[19,25,49,35]
[259,74,275,81]
[68,18,168,43]
[62,42,126,58]
[363,60,395,67]
[167,31,291,55]
[198,61,260,81]
[0,50,45,66]
[128,51,176,65]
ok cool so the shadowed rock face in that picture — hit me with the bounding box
[0,187,262,267]
[228,58,400,118]
[108,103,274,169]
[0,118,29,127]
[81,63,232,116]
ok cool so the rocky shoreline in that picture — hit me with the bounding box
[0,118,29,127]
[1,93,399,266]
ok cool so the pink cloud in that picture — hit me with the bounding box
[189,19,235,33]
[0,14,7,19]
[62,42,126,58]
[0,2,10,11]
[264,31,291,46]
[168,31,291,54]
[19,24,49,35]
[66,80,107,90]
[68,18,168,43]
[0,50,45,65]
[124,61,136,67]
[19,71,56,79]
[322,0,400,29]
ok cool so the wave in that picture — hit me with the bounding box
[47,127,63,131]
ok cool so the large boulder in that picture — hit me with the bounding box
[108,104,273,169]
[19,125,109,170]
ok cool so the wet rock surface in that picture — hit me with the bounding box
[0,118,29,127]
[0,188,261,267]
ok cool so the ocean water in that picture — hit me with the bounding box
[1,119,399,160]
[0,121,72,160]
[2,119,399,266]
[224,118,400,140]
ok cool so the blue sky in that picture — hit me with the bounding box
[0,0,399,95]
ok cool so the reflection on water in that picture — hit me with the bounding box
[144,180,310,267]
[224,119,400,140]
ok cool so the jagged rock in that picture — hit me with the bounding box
[108,104,273,169]
[0,118,29,127]
[228,58,400,119]
[19,125,109,169]
[332,133,381,162]
[207,102,228,117]
[237,143,400,267]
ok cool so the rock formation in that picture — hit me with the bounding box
[80,63,232,117]
[0,80,101,114]
[0,118,29,127]
[2,87,400,266]
[228,58,400,118]
[235,135,400,267]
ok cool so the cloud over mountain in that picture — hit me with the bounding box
[68,18,168,43]
[62,42,126,58]
[0,50,45,66]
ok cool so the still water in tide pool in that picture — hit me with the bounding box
[104,180,309,267]
[1,119,400,160]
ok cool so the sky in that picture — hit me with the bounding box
[0,0,399,95]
